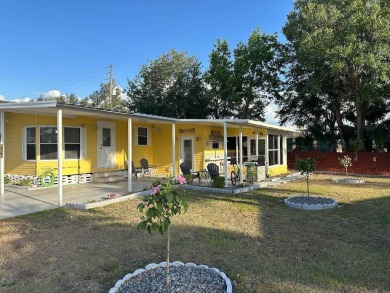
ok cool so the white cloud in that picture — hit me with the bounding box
[36,90,61,98]
[264,103,279,125]
[12,97,33,103]
[0,95,5,100]
[115,86,129,101]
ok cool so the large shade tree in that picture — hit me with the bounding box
[127,49,208,119]
[232,29,282,120]
[282,0,390,150]
[204,39,236,119]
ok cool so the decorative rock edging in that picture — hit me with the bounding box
[284,195,338,210]
[5,184,37,191]
[181,184,259,194]
[65,190,152,210]
[332,177,365,184]
[108,261,232,293]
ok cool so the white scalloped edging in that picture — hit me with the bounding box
[65,190,152,210]
[108,261,232,293]
[181,184,259,194]
[284,196,338,211]
[332,178,365,184]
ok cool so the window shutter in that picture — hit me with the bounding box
[81,128,87,159]
[134,127,138,146]
[22,128,26,160]
[147,127,151,146]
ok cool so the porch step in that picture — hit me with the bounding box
[93,175,124,183]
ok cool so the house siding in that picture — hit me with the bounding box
[3,111,291,179]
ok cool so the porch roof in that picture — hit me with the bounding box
[176,118,298,134]
[0,101,298,132]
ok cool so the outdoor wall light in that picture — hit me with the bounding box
[196,136,200,142]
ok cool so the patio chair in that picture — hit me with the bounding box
[140,158,157,177]
[179,162,200,183]
[125,161,142,179]
[207,163,220,185]
[131,161,142,179]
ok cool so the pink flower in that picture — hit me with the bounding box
[151,185,161,195]
[177,175,187,185]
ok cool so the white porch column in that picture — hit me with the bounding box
[265,132,269,177]
[0,111,4,195]
[223,121,228,188]
[255,128,259,156]
[171,123,176,178]
[128,118,132,193]
[57,110,63,207]
[239,126,243,184]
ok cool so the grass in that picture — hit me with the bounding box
[0,174,389,292]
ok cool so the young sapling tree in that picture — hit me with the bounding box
[339,155,352,176]
[295,157,316,196]
[137,176,188,286]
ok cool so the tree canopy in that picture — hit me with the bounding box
[127,49,208,119]
[281,0,390,150]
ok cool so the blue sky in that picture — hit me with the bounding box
[0,0,294,121]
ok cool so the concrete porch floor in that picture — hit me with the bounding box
[0,177,156,220]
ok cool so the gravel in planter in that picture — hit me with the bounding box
[332,178,365,184]
[117,266,226,293]
[284,196,338,210]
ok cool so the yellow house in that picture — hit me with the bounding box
[0,101,296,204]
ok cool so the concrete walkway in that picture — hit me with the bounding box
[0,178,154,220]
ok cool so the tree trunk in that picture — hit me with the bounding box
[355,96,364,150]
[306,175,310,196]
[166,227,171,286]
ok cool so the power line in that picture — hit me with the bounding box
[8,66,110,99]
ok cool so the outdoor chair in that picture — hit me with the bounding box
[140,158,157,177]
[179,162,200,184]
[131,161,142,179]
[207,163,220,185]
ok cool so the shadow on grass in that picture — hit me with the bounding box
[0,188,389,293]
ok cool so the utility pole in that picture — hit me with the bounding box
[109,64,113,108]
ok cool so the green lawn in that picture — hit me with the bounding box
[0,174,389,292]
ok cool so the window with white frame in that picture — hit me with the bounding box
[40,127,58,160]
[27,126,86,161]
[64,127,81,159]
[268,134,280,166]
[136,127,149,146]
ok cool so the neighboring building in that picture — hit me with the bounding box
[0,101,297,199]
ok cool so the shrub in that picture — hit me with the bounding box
[4,176,11,184]
[183,174,192,184]
[19,179,32,187]
[212,176,225,188]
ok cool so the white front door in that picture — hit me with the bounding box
[180,137,194,170]
[97,121,116,168]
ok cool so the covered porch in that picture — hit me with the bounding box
[0,177,155,219]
